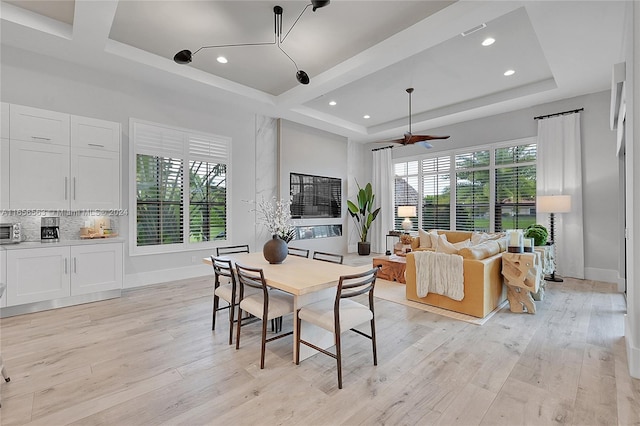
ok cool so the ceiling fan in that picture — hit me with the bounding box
[387,88,450,148]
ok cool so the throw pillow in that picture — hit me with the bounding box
[435,234,458,254]
[471,232,490,245]
[458,240,502,259]
[428,230,440,248]
[418,229,431,248]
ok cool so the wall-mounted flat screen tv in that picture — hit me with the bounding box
[290,173,341,219]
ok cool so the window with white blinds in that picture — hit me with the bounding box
[455,150,490,231]
[494,144,537,231]
[392,138,536,233]
[394,161,419,231]
[422,156,451,230]
[131,120,230,254]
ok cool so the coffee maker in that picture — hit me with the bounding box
[41,217,60,242]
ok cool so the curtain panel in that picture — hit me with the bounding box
[536,113,584,279]
[372,148,394,254]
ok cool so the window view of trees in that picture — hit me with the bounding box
[393,142,536,232]
[136,155,184,246]
[189,161,227,242]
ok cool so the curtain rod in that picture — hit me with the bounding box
[371,145,394,152]
[534,108,584,120]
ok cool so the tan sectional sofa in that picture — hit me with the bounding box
[405,230,507,318]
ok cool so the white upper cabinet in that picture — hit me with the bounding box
[10,141,70,209]
[10,104,70,145]
[71,116,120,152]
[7,104,121,210]
[71,148,120,209]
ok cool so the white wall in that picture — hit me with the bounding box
[377,90,620,283]
[1,47,257,287]
[279,120,349,254]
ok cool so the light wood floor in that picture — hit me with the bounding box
[1,273,639,425]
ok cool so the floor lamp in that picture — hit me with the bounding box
[537,195,572,282]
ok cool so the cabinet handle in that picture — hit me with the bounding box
[73,177,76,200]
[32,136,51,141]
[64,258,68,274]
[74,257,77,273]
[64,177,68,200]
[88,143,104,148]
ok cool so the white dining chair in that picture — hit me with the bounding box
[288,247,310,258]
[235,263,294,369]
[295,267,378,389]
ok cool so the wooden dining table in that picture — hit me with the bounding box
[203,252,370,361]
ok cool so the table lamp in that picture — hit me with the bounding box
[537,194,572,282]
[398,205,416,231]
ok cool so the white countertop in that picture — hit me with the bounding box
[0,238,124,250]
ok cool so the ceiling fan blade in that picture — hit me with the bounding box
[415,141,433,149]
[409,134,450,142]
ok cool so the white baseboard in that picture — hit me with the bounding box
[125,264,210,289]
[584,267,618,285]
[625,314,640,379]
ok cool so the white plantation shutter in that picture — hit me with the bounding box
[131,119,230,254]
[422,156,451,230]
[392,139,536,233]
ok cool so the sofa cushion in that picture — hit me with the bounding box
[458,240,502,260]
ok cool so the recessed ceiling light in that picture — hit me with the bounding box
[329,101,337,106]
[363,115,370,119]
[504,69,515,76]
[482,37,495,46]
[217,56,228,64]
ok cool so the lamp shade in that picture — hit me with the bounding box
[537,195,572,213]
[398,205,416,218]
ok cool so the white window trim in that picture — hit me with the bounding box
[128,118,232,256]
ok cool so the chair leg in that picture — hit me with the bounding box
[227,303,235,346]
[295,312,301,365]
[235,308,243,350]
[212,294,219,330]
[371,318,378,366]
[335,331,343,389]
[260,317,268,369]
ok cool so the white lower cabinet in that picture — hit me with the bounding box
[5,242,123,307]
[6,246,71,305]
[70,243,122,295]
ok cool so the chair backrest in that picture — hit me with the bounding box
[335,268,378,311]
[313,251,344,264]
[210,256,235,289]
[235,263,268,299]
[288,247,310,258]
[216,245,250,256]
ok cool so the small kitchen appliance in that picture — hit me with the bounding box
[41,217,60,242]
[0,222,22,244]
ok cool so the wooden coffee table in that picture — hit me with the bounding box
[372,255,407,284]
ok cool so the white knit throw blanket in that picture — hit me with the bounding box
[414,251,464,301]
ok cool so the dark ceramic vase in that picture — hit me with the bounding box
[263,235,288,264]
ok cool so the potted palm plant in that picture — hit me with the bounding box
[347,181,381,255]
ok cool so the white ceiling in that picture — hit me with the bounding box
[0,1,628,144]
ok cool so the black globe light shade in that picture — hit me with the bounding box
[296,70,310,84]
[174,49,193,64]
[311,0,330,11]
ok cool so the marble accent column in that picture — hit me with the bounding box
[255,115,278,247]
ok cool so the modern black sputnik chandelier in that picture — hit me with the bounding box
[173,1,330,85]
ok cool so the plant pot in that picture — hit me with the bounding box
[358,241,371,256]
[263,235,288,264]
